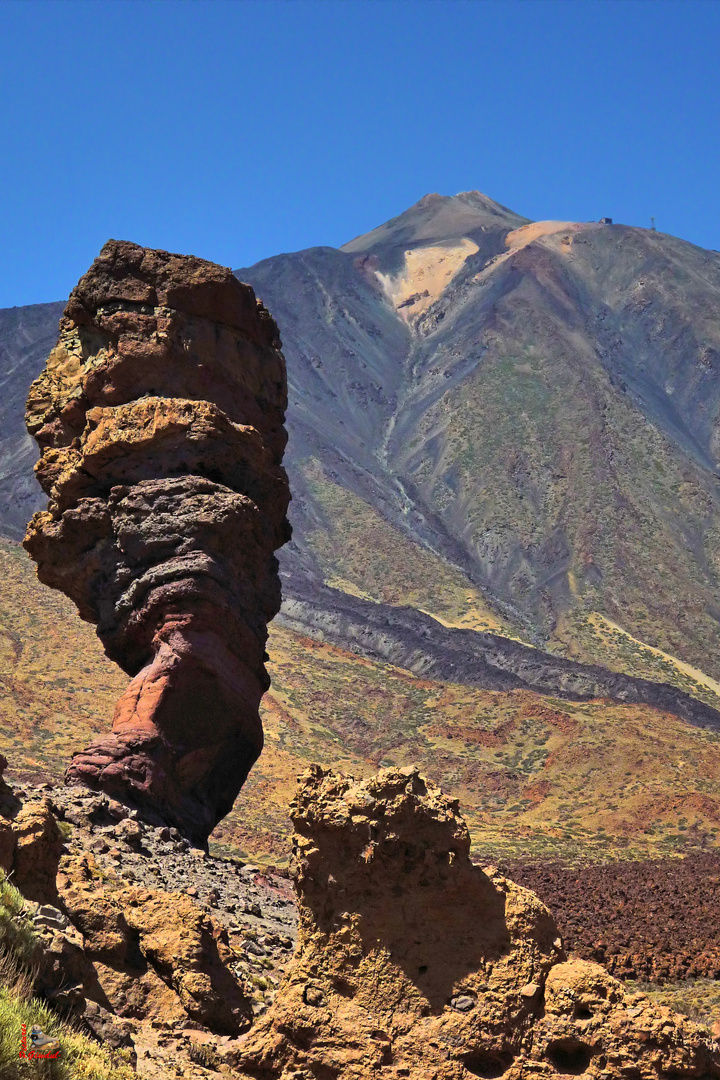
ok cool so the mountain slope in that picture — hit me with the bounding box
[8,196,720,694]
[0,302,64,538]
[4,194,720,868]
[4,532,720,871]
[237,194,720,690]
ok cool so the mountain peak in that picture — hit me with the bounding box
[341,190,530,255]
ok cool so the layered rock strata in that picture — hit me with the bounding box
[232,766,720,1079]
[24,240,290,845]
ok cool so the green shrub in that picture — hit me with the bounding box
[0,871,38,970]
[188,1040,222,1068]
[0,873,134,1080]
[0,986,134,1080]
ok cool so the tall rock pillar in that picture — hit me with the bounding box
[24,240,290,846]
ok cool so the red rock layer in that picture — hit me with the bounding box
[24,240,290,846]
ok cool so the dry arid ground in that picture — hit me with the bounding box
[7,528,720,1017]
[4,535,720,872]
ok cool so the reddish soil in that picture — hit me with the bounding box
[500,854,720,982]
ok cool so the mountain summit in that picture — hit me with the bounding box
[341,190,529,255]
[238,192,720,693]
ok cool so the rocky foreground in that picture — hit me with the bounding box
[2,756,719,1079]
[1,757,295,1077]
[4,232,720,1079]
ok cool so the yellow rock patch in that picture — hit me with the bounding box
[505,220,583,250]
[376,238,479,322]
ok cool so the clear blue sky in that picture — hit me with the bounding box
[1,0,719,307]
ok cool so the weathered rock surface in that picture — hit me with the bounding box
[3,760,720,1079]
[0,753,18,869]
[1,770,298,1077]
[23,240,291,845]
[231,766,720,1079]
[57,855,253,1035]
[0,789,64,904]
[10,797,63,904]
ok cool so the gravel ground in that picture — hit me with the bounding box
[17,780,298,1014]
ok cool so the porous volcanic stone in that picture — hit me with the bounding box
[230,766,720,1079]
[24,240,290,846]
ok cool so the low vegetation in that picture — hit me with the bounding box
[218,624,720,866]
[4,529,720,873]
[302,458,514,634]
[623,978,720,1032]
[0,871,134,1080]
[0,873,38,970]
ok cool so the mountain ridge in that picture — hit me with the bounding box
[234,195,720,691]
[4,193,720,867]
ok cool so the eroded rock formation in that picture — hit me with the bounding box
[232,766,720,1079]
[24,240,290,845]
[57,852,253,1036]
[0,777,266,1073]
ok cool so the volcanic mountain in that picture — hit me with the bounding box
[238,191,720,689]
[4,192,720,868]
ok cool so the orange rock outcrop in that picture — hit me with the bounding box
[232,766,720,1079]
[57,851,252,1035]
[24,240,290,845]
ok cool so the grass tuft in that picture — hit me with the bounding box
[0,871,39,971]
[0,986,135,1080]
[0,871,134,1080]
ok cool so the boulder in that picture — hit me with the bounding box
[10,798,63,904]
[57,850,253,1035]
[24,240,290,846]
[231,766,720,1079]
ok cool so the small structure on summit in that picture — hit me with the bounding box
[24,240,291,846]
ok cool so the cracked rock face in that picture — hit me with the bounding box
[231,766,720,1079]
[24,240,290,846]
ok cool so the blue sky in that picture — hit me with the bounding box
[1,0,719,307]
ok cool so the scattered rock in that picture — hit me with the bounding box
[450,993,477,1012]
[243,940,266,957]
[504,854,720,981]
[114,818,144,848]
[83,1000,137,1053]
[33,904,69,930]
